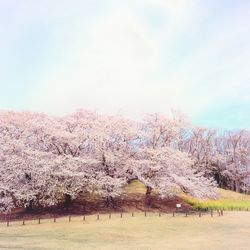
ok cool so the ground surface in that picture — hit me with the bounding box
[2,181,250,221]
[0,211,250,250]
[126,180,250,210]
[181,188,250,210]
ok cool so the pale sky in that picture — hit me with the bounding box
[0,0,250,129]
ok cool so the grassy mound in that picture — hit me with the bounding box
[2,180,250,220]
[180,188,250,210]
[125,180,250,210]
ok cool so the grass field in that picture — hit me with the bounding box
[1,182,250,249]
[1,211,250,250]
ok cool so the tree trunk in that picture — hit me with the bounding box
[64,194,72,209]
[234,181,241,193]
[26,200,33,212]
[105,195,115,208]
[145,186,152,206]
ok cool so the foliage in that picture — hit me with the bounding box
[1,109,250,213]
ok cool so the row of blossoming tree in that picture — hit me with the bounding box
[0,110,249,213]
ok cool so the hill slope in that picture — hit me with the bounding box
[180,188,250,210]
[2,180,250,220]
[126,180,250,210]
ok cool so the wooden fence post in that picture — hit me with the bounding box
[120,212,123,218]
[109,213,111,219]
[211,210,213,217]
[199,211,201,217]
[132,212,134,217]
[7,221,9,227]
[69,215,71,222]
[38,218,41,224]
[54,217,56,223]
[22,220,25,226]
[83,215,85,221]
[97,213,100,220]
[173,211,175,217]
[144,211,147,217]
[159,211,161,217]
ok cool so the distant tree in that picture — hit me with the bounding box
[216,130,250,192]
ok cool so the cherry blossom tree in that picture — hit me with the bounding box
[0,132,57,212]
[215,130,250,192]
[24,110,97,206]
[86,114,139,207]
[138,113,217,205]
[0,110,96,211]
[180,127,221,176]
[4,109,248,214]
[141,111,190,149]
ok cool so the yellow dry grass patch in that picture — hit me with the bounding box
[181,188,250,210]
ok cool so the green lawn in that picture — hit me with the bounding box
[1,211,250,249]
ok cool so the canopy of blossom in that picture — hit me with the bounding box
[0,110,249,213]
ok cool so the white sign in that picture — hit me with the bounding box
[176,203,181,208]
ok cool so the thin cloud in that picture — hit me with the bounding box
[0,1,249,129]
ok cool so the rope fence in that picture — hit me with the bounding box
[0,209,230,227]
